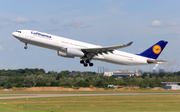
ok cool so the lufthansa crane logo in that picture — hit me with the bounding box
[153,45,161,54]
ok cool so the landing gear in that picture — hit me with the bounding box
[80,60,84,64]
[89,63,93,67]
[86,60,90,63]
[84,63,88,67]
[80,59,94,67]
[24,43,28,49]
[24,46,28,49]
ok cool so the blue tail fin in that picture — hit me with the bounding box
[137,40,168,59]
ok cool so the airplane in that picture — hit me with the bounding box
[12,30,168,67]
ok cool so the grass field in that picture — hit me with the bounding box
[1,89,180,94]
[0,94,180,112]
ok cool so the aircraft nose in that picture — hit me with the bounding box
[12,32,16,36]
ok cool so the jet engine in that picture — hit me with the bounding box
[66,48,84,57]
[57,51,74,58]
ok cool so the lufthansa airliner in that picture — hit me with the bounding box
[12,30,168,67]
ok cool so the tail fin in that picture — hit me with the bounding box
[137,40,168,59]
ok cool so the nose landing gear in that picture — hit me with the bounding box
[24,43,28,49]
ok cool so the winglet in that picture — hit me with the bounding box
[111,41,133,49]
[127,41,133,46]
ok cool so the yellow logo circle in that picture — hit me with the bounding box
[153,45,161,54]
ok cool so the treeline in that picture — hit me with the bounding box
[0,68,180,89]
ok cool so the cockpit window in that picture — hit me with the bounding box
[16,31,21,33]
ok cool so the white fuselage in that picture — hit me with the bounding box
[12,30,150,65]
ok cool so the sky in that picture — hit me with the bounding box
[0,0,180,73]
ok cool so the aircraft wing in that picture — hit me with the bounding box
[81,41,133,55]
[147,59,168,64]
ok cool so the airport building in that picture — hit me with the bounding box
[161,82,180,90]
[104,70,142,78]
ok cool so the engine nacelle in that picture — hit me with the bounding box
[66,47,84,57]
[57,51,74,58]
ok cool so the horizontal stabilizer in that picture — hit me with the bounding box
[147,59,168,64]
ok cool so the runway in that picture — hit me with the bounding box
[0,92,180,99]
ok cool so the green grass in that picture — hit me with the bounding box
[1,89,180,94]
[0,95,19,97]
[0,94,180,112]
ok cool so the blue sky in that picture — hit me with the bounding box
[0,0,180,73]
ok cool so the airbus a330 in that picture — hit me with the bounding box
[12,30,168,67]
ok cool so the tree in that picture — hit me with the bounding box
[14,77,24,83]
[23,75,36,87]
[3,82,12,89]
[16,81,23,87]
[76,72,82,77]
[75,80,89,87]
[95,80,105,88]
[39,69,46,74]
[60,70,70,77]
[7,78,14,83]
[141,73,148,79]
[36,75,44,81]
[36,81,47,87]
[50,81,59,86]
[56,73,63,80]
[0,81,6,86]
